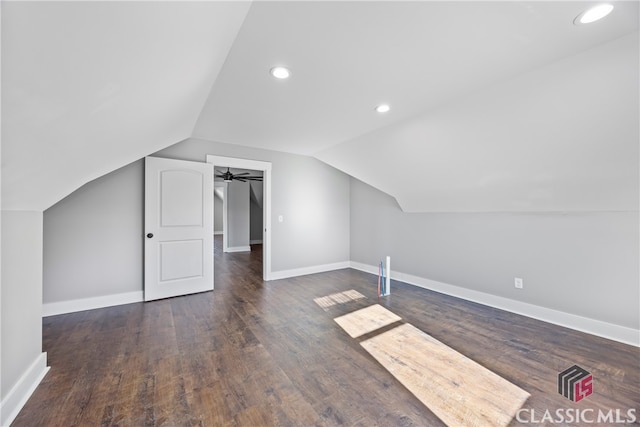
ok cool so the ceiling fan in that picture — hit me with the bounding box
[216,167,263,182]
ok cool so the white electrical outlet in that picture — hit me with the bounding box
[514,277,524,289]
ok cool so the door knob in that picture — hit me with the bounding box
[146,233,154,238]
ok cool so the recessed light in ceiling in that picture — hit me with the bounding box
[375,104,390,113]
[574,4,614,25]
[270,66,290,79]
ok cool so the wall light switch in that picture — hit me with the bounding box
[514,277,524,289]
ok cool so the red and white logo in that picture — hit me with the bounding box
[558,365,593,402]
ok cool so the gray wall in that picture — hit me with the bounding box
[250,197,263,242]
[42,138,350,304]
[154,138,351,272]
[226,180,250,249]
[250,180,263,242]
[350,178,640,330]
[44,161,144,302]
[1,211,44,399]
[214,190,223,234]
[38,137,640,333]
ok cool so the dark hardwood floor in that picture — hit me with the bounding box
[14,236,639,426]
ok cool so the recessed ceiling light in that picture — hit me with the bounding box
[574,4,614,25]
[270,66,290,79]
[375,104,390,113]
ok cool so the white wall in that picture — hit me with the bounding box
[42,138,351,307]
[350,178,640,342]
[226,180,250,250]
[1,210,49,426]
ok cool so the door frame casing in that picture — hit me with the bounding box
[207,155,272,281]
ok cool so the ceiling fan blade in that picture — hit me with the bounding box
[235,178,248,182]
[234,172,250,176]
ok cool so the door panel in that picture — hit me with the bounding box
[145,157,213,301]
[160,170,204,227]
[160,240,203,281]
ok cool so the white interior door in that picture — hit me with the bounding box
[144,157,214,301]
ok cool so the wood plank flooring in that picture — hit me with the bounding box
[360,323,530,427]
[13,237,639,426]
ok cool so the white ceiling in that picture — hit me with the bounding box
[194,1,638,156]
[316,31,639,212]
[2,1,638,213]
[2,1,250,210]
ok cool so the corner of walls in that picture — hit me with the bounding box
[349,178,640,347]
[43,160,144,310]
[1,210,49,426]
[268,261,351,281]
[0,354,49,427]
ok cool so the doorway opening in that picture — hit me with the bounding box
[214,167,263,253]
[206,155,273,281]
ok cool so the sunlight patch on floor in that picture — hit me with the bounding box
[313,289,366,311]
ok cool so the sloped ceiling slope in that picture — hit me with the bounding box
[2,1,250,211]
[3,1,638,214]
[316,32,639,212]
[195,1,638,213]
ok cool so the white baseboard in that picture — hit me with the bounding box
[225,246,251,253]
[43,291,144,317]
[350,261,639,347]
[269,261,350,281]
[350,261,379,275]
[1,353,49,427]
[214,231,223,235]
[250,239,263,245]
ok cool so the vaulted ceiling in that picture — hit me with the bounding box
[2,1,638,212]
[2,1,251,210]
